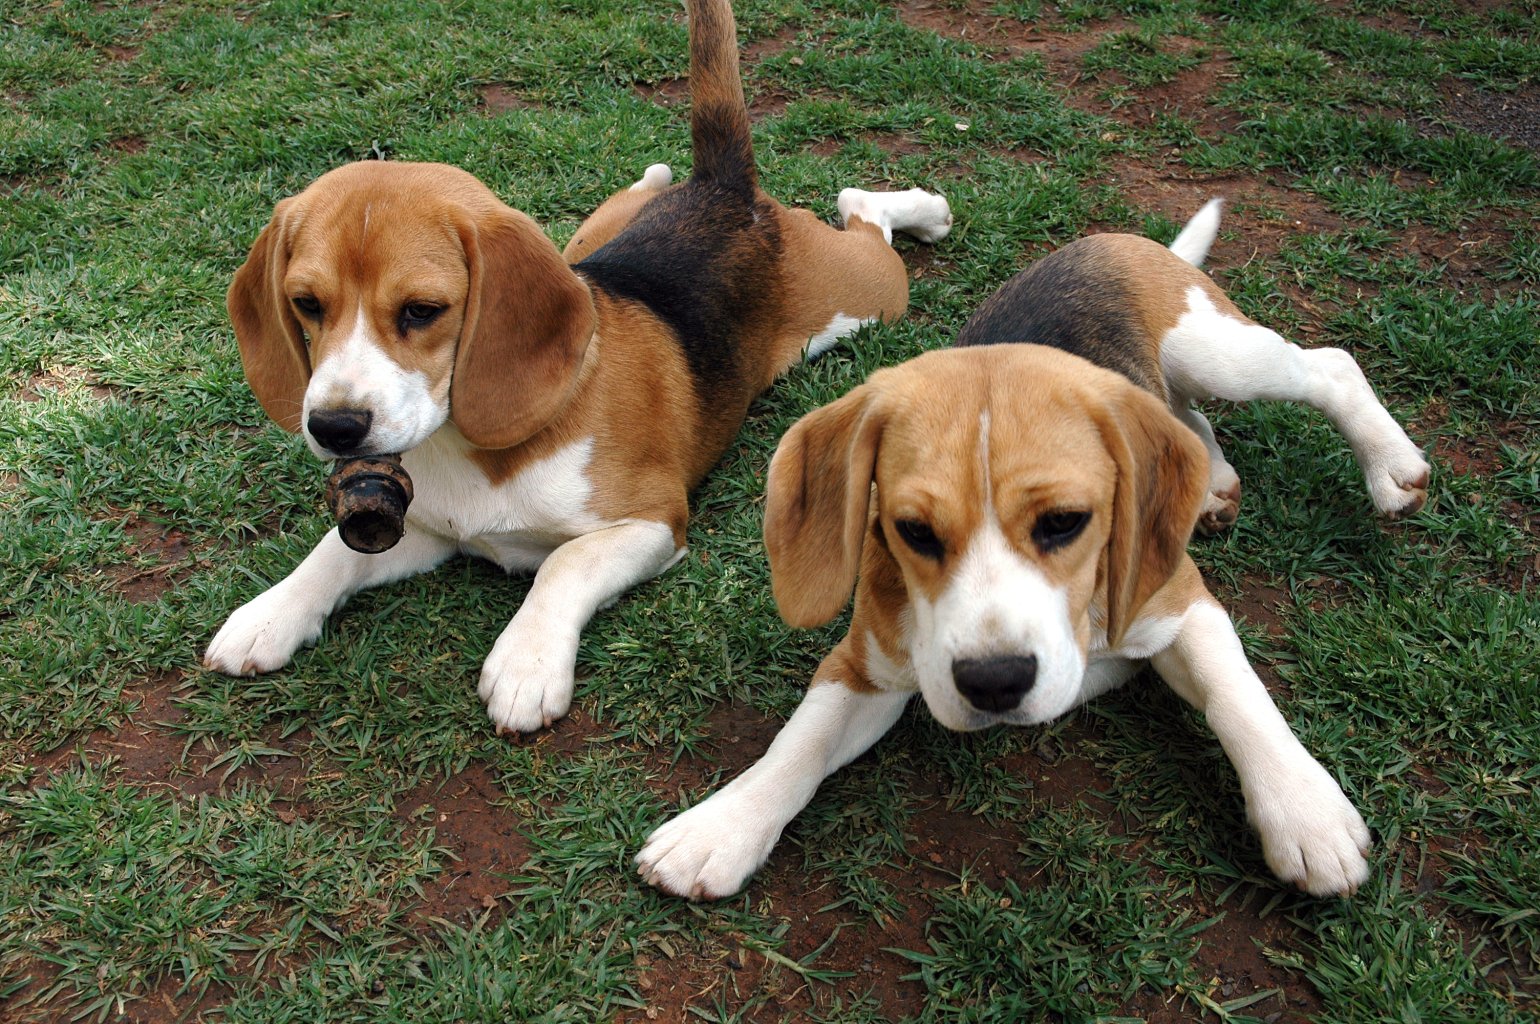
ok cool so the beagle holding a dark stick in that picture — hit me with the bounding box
[638,200,1430,899]
[204,0,952,733]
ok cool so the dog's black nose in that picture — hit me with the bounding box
[308,408,372,453]
[953,655,1037,712]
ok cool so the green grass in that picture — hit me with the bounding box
[2,0,1537,1020]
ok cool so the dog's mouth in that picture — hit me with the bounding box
[922,691,1067,732]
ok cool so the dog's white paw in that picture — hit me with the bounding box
[895,188,953,244]
[1247,760,1372,897]
[636,792,779,900]
[478,624,578,733]
[838,187,953,245]
[1363,443,1431,520]
[630,163,672,192]
[204,589,322,676]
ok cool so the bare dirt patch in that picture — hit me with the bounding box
[635,76,690,110]
[809,131,931,160]
[1443,80,1540,154]
[104,512,199,604]
[479,83,540,113]
[1222,574,1293,640]
[1185,894,1326,1021]
[28,669,315,806]
[896,0,1121,68]
[397,762,535,927]
[17,365,115,403]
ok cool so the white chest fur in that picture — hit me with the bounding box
[401,429,609,572]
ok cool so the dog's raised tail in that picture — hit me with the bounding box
[1167,198,1223,267]
[686,0,755,196]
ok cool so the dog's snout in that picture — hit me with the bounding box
[308,408,373,453]
[953,655,1037,712]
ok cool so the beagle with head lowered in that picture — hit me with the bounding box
[637,201,1430,899]
[203,0,953,733]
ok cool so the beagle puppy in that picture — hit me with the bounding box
[638,202,1430,899]
[203,0,953,734]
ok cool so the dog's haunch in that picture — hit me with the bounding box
[325,454,413,553]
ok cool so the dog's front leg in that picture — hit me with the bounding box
[205,527,457,675]
[636,681,912,900]
[479,520,682,733]
[1151,601,1371,897]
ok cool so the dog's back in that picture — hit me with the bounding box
[574,0,783,404]
[953,200,1227,400]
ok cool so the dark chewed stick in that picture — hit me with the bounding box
[325,454,414,553]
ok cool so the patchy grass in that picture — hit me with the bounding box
[1,0,1536,1021]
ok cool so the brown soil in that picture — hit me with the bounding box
[104,513,200,604]
[479,83,540,113]
[397,763,536,927]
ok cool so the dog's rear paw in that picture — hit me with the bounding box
[1250,766,1372,897]
[901,189,953,244]
[838,187,952,245]
[630,163,672,192]
[636,795,777,901]
[479,627,579,733]
[1196,482,1241,537]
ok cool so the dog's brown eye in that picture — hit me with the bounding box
[895,519,943,559]
[1033,510,1090,551]
[291,295,322,319]
[399,302,443,331]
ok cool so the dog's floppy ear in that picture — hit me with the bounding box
[765,382,889,628]
[227,204,310,433]
[452,207,596,450]
[1095,383,1209,647]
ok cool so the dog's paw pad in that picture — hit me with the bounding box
[1196,483,1241,537]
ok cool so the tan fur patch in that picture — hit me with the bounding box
[771,208,909,381]
[1091,234,1258,347]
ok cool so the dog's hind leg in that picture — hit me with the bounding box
[760,187,952,376]
[837,187,953,245]
[562,164,674,263]
[1173,404,1244,535]
[1160,285,1430,520]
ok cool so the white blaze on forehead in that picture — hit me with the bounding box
[977,408,992,507]
[308,307,383,398]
